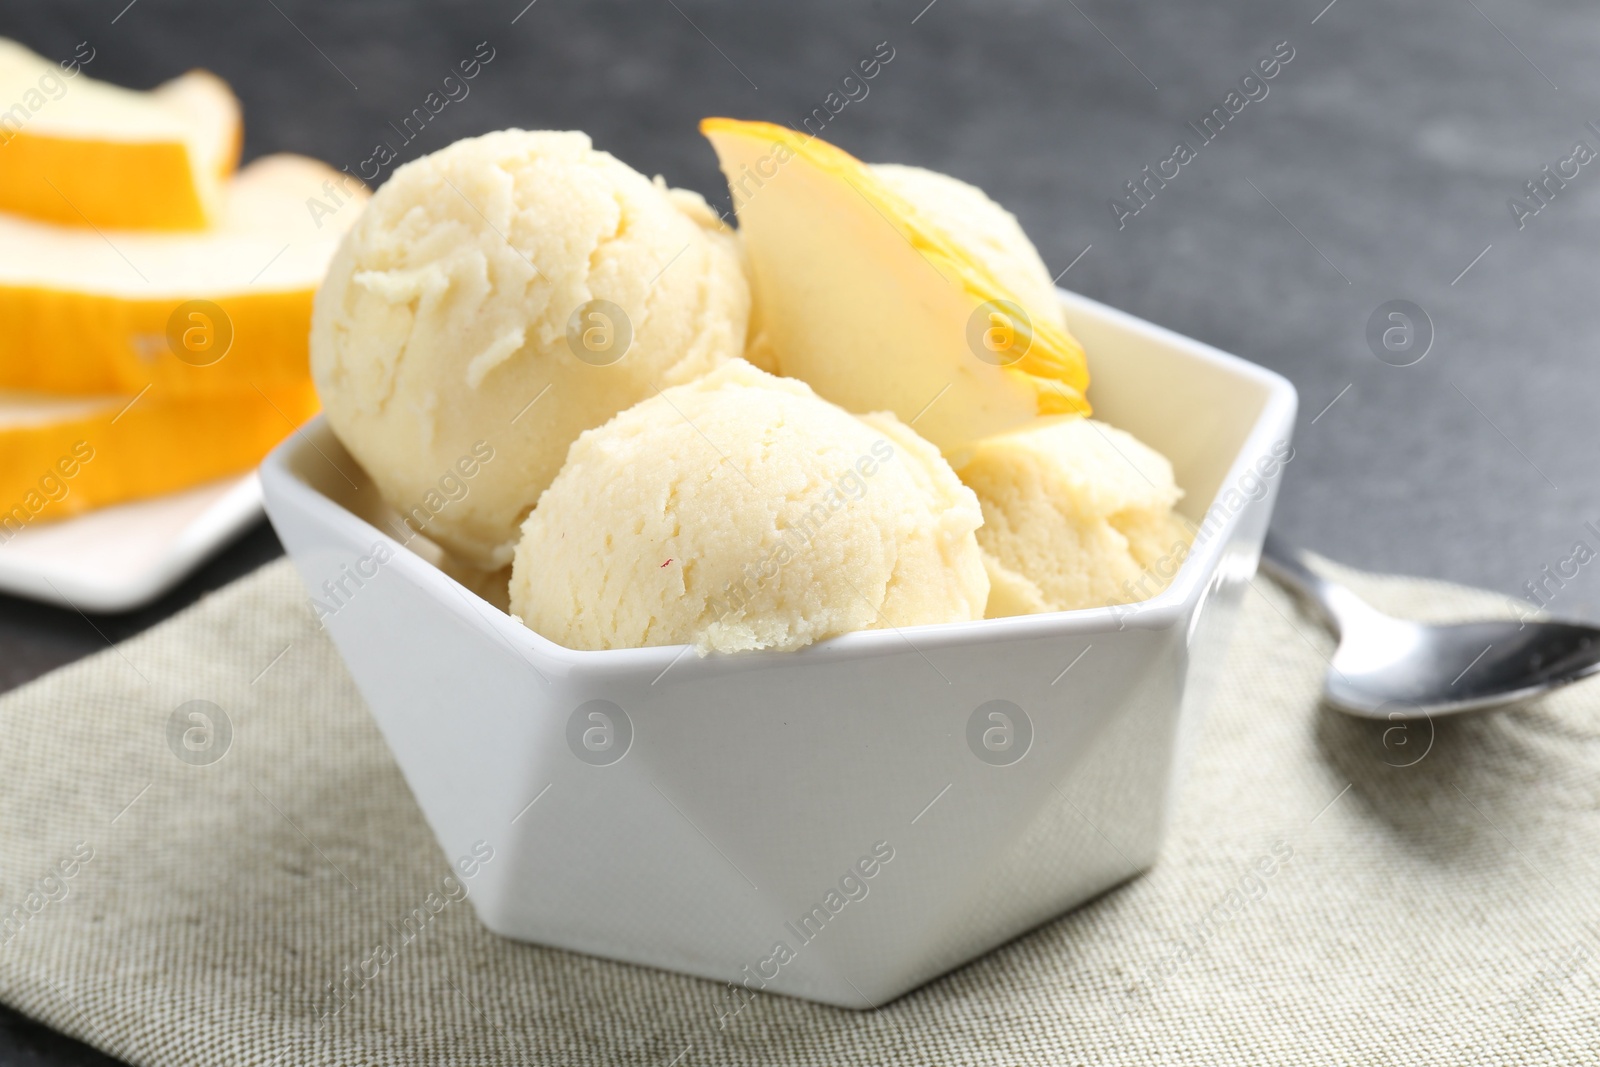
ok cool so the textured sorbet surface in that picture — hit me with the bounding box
[509,360,990,653]
[957,415,1192,616]
[311,129,749,569]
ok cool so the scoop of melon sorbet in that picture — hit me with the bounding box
[956,415,1192,616]
[311,129,749,571]
[509,360,990,653]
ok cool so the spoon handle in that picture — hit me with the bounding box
[1257,532,1370,636]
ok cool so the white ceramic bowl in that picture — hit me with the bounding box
[261,290,1296,1009]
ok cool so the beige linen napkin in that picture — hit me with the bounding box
[0,557,1596,1065]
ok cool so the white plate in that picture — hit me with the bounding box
[0,474,263,613]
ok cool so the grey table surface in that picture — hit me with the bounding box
[1,0,1596,1062]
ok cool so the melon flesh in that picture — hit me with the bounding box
[701,118,1089,457]
[0,38,241,229]
[0,154,365,395]
[0,382,318,527]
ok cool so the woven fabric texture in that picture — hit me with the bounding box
[0,558,1595,1065]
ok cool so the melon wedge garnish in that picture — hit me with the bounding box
[0,381,318,528]
[701,118,1089,456]
[0,154,365,396]
[0,38,241,229]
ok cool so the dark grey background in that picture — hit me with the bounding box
[1,0,1596,1061]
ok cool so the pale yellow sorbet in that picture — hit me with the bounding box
[509,360,990,653]
[311,129,750,570]
[956,416,1192,616]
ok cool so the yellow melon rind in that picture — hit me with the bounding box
[0,285,317,395]
[0,382,319,524]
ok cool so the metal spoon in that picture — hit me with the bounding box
[1257,533,1600,719]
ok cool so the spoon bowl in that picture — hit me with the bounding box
[1260,534,1600,719]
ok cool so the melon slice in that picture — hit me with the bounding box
[0,381,318,529]
[0,153,365,396]
[0,39,241,230]
[701,118,1090,457]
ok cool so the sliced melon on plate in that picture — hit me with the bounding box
[0,38,242,230]
[0,154,365,396]
[0,381,318,529]
[701,117,1090,457]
